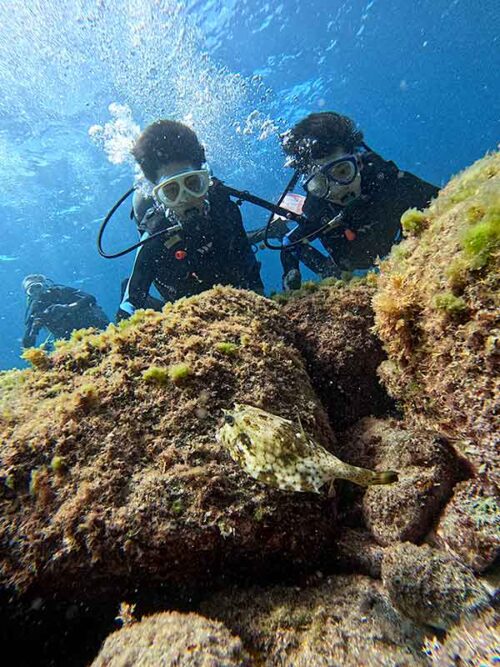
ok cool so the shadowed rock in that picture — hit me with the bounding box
[381,542,491,630]
[338,417,460,545]
[91,611,250,666]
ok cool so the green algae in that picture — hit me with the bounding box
[50,456,65,473]
[215,342,239,355]
[434,292,468,316]
[461,211,500,269]
[401,208,429,236]
[142,366,170,385]
[168,363,191,383]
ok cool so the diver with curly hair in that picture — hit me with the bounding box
[118,120,263,320]
[279,112,439,290]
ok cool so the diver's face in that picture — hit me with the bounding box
[154,160,207,216]
[305,146,362,206]
[26,282,44,298]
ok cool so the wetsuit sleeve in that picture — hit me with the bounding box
[225,201,264,293]
[117,232,161,320]
[22,317,41,348]
[22,303,42,348]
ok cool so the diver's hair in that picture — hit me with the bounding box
[131,120,206,183]
[281,112,364,170]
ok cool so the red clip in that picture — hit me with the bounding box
[175,249,187,261]
[344,229,357,241]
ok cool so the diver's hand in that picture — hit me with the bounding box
[283,269,302,292]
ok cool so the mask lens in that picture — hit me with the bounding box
[328,159,356,184]
[160,181,181,204]
[27,282,43,297]
[184,173,206,194]
[305,172,329,198]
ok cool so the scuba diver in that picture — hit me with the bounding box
[22,274,110,349]
[279,112,440,289]
[117,119,263,320]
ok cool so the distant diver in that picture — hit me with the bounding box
[22,274,110,349]
[117,119,263,321]
[278,112,440,290]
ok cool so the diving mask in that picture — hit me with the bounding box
[303,155,361,205]
[152,169,211,209]
[26,282,44,297]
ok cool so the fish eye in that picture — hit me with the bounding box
[224,413,235,425]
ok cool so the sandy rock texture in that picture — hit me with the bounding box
[0,287,336,598]
[201,574,430,666]
[381,543,491,630]
[91,611,250,667]
[424,607,500,666]
[280,279,393,430]
[337,417,460,545]
[434,477,500,573]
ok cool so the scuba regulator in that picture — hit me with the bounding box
[97,175,346,260]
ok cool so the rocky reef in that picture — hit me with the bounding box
[280,278,393,430]
[91,610,251,666]
[0,288,336,599]
[1,153,499,665]
[373,152,499,483]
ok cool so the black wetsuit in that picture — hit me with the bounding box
[281,151,439,278]
[118,182,263,319]
[23,285,110,348]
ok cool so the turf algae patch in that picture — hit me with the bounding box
[201,574,430,666]
[381,543,491,631]
[373,151,500,484]
[90,611,250,666]
[0,287,336,601]
[337,417,460,545]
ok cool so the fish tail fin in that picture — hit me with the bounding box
[370,470,398,485]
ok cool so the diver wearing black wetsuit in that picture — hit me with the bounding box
[281,150,439,277]
[118,182,263,319]
[22,275,109,348]
[280,112,439,287]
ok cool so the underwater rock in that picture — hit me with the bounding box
[373,151,500,483]
[201,573,430,666]
[338,417,460,545]
[91,611,250,666]
[423,607,500,666]
[333,527,385,577]
[280,279,393,431]
[381,543,491,631]
[0,287,336,599]
[434,478,500,573]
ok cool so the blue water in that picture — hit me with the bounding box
[0,0,498,370]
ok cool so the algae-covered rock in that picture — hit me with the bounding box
[381,543,491,630]
[434,478,500,573]
[201,574,430,666]
[281,279,393,430]
[0,287,336,598]
[373,152,500,482]
[338,417,460,545]
[91,611,250,666]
